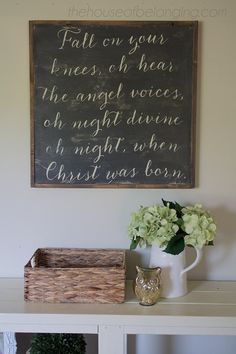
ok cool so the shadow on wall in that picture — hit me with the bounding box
[16,333,32,354]
[126,248,149,280]
[187,205,236,280]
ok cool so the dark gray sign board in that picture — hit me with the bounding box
[30,21,198,188]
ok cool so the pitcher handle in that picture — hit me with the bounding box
[181,246,202,276]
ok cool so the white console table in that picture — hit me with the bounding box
[0,279,236,354]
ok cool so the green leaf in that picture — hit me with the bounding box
[162,198,169,206]
[130,237,140,250]
[162,199,176,209]
[176,218,183,228]
[162,199,183,217]
[163,234,185,255]
[173,201,183,218]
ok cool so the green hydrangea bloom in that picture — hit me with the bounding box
[182,204,217,248]
[128,204,179,249]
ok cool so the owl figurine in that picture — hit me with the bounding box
[134,265,161,306]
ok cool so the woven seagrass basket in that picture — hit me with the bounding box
[24,248,126,303]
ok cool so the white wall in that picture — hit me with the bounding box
[0,0,236,353]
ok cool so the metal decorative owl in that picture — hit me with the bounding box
[134,266,161,306]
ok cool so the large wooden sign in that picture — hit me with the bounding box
[30,21,198,188]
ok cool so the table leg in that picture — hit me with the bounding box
[3,333,17,354]
[98,325,127,354]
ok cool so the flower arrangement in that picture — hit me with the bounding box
[128,199,216,255]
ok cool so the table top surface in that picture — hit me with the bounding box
[0,279,236,318]
[1,279,236,335]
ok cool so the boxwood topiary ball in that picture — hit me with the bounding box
[30,333,86,354]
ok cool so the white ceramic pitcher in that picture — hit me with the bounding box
[149,245,202,298]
